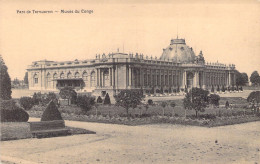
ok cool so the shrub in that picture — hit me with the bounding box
[147,99,153,105]
[41,100,62,121]
[0,99,29,122]
[97,96,103,103]
[32,92,58,106]
[208,94,220,107]
[225,101,229,109]
[221,85,225,92]
[247,91,260,103]
[20,97,34,110]
[76,95,95,112]
[103,93,111,105]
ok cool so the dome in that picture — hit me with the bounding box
[160,38,196,63]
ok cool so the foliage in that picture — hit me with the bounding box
[32,92,58,106]
[177,86,180,93]
[183,87,209,117]
[0,55,12,100]
[41,100,63,121]
[76,95,95,112]
[236,72,248,86]
[247,91,260,104]
[208,94,220,107]
[97,96,103,103]
[216,85,220,92]
[150,87,155,94]
[59,87,77,105]
[24,72,29,85]
[250,71,260,86]
[211,85,215,93]
[147,99,153,105]
[0,99,29,122]
[20,97,34,110]
[103,93,111,105]
[161,101,168,108]
[114,90,143,116]
[184,86,188,93]
[221,85,225,92]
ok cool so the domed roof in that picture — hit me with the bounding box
[160,38,196,63]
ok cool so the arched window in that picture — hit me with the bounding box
[67,72,72,79]
[46,73,51,88]
[75,72,80,78]
[82,72,88,80]
[60,73,65,79]
[90,71,96,87]
[53,73,58,79]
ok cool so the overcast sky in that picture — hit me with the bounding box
[1,0,260,80]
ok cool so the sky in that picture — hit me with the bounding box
[1,0,260,80]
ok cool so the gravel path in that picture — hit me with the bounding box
[1,118,259,164]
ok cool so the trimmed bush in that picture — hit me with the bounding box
[20,97,34,110]
[97,96,103,103]
[148,99,153,105]
[0,99,29,122]
[76,95,95,112]
[103,93,111,105]
[41,100,62,121]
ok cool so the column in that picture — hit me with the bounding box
[111,67,114,87]
[228,71,231,86]
[129,67,132,87]
[96,68,99,87]
[109,68,111,86]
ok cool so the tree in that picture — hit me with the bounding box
[236,72,248,86]
[183,87,209,118]
[41,100,63,121]
[0,55,12,100]
[103,93,111,105]
[250,71,260,86]
[59,87,77,105]
[208,94,220,107]
[114,90,143,117]
[24,72,29,85]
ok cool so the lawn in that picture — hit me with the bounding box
[0,122,95,141]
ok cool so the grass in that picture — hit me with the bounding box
[1,122,95,141]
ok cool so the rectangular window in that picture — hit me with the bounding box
[34,78,38,84]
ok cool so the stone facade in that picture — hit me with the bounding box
[27,38,237,97]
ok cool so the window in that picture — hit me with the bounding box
[34,78,38,84]
[75,72,80,78]
[60,73,65,79]
[90,71,96,87]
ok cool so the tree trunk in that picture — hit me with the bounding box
[162,108,165,116]
[184,109,187,119]
[196,111,198,118]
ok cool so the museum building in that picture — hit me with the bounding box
[27,38,237,97]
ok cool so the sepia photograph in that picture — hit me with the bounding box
[0,0,260,163]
